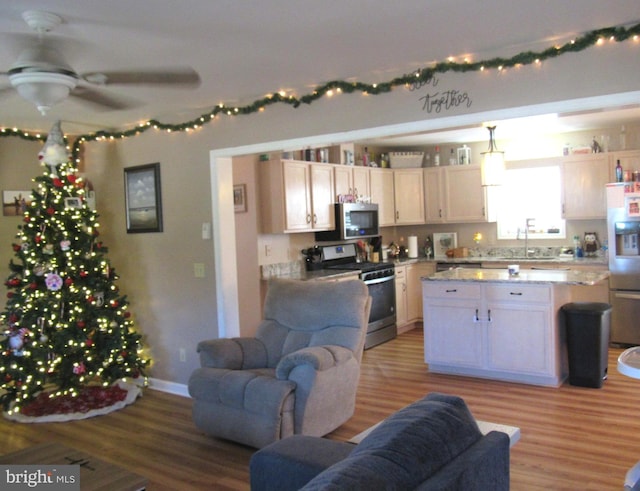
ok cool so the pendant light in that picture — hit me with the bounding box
[480,126,505,186]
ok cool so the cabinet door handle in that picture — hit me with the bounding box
[445,289,457,293]
[313,213,317,224]
[306,214,312,224]
[487,309,492,322]
[396,210,399,220]
[510,292,523,296]
[439,209,442,218]
[474,309,479,322]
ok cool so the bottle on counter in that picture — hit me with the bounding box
[433,146,440,166]
[449,148,456,165]
[616,159,623,182]
[362,147,369,167]
[573,235,584,258]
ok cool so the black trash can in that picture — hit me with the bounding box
[561,302,612,388]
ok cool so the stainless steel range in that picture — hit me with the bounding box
[317,243,397,349]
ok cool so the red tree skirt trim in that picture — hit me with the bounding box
[3,381,141,423]
[21,385,128,417]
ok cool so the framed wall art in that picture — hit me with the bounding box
[234,184,247,213]
[433,232,458,258]
[2,190,31,217]
[124,163,163,233]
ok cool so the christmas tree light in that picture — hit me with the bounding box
[0,121,149,415]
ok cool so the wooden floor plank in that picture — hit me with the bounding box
[1,327,639,490]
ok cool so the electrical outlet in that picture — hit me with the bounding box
[194,263,205,278]
[201,222,211,240]
[265,244,272,256]
[179,348,186,363]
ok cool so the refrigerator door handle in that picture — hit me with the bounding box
[614,292,640,301]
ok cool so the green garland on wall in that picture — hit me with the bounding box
[1,21,639,162]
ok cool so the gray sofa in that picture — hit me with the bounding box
[188,278,371,449]
[250,392,510,491]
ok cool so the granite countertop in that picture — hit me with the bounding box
[265,269,360,282]
[393,255,608,266]
[423,268,609,286]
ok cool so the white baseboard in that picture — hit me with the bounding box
[148,378,190,398]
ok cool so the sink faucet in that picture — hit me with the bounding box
[517,218,536,258]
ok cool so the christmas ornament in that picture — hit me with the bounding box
[60,240,71,251]
[43,244,54,255]
[38,120,68,176]
[45,273,63,291]
[9,335,24,356]
[95,292,104,307]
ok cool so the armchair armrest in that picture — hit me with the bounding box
[196,337,268,369]
[276,345,353,379]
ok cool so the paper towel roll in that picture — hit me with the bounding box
[408,236,418,258]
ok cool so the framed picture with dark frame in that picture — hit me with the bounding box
[124,163,163,233]
[234,184,247,213]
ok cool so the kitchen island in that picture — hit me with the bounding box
[421,268,609,387]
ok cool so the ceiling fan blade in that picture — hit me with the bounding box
[82,67,200,87]
[71,85,140,110]
[0,85,16,99]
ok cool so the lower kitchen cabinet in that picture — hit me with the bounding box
[395,265,408,329]
[395,262,436,332]
[422,280,570,386]
[406,262,435,322]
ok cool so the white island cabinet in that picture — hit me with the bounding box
[422,268,609,387]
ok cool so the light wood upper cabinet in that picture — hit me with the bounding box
[424,167,445,223]
[444,165,493,222]
[333,165,353,199]
[352,166,371,199]
[310,164,335,230]
[259,159,334,233]
[370,168,396,226]
[394,168,425,224]
[561,153,609,219]
[334,165,371,201]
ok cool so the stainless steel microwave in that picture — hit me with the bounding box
[315,203,379,241]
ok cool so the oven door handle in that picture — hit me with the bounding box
[364,274,395,285]
[614,292,640,301]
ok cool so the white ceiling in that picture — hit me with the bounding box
[1,0,640,143]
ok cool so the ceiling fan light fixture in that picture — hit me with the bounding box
[9,72,78,115]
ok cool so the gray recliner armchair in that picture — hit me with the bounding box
[188,278,372,448]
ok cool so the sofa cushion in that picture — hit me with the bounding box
[301,393,482,491]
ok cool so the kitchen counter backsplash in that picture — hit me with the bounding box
[456,246,567,259]
[261,261,303,279]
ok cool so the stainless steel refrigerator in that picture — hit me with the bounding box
[608,185,640,345]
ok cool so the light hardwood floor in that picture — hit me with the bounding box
[2,327,639,490]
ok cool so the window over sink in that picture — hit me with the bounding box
[496,163,566,240]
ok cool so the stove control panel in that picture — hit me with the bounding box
[321,243,357,261]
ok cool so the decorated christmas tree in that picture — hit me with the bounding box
[0,121,149,416]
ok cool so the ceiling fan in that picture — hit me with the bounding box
[0,10,201,115]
